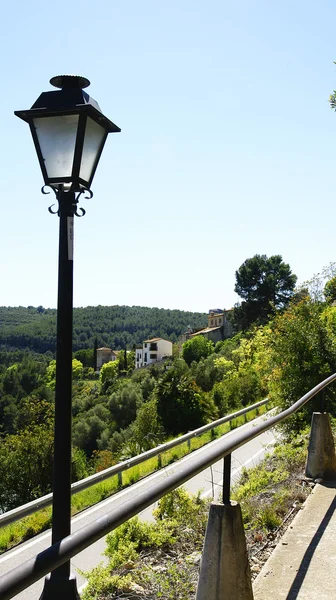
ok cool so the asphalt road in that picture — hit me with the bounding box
[0,412,277,600]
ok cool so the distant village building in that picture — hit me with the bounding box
[135,337,173,369]
[96,347,118,371]
[181,309,233,345]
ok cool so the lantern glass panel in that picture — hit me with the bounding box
[33,115,79,179]
[79,117,106,183]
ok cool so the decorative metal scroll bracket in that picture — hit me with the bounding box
[42,185,93,217]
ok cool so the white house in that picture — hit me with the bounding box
[135,337,173,369]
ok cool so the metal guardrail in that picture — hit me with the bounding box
[1,373,335,600]
[0,398,268,529]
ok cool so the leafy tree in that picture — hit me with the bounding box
[107,381,143,431]
[298,263,336,303]
[182,336,214,366]
[0,399,54,511]
[74,348,94,368]
[192,354,229,392]
[324,277,336,304]
[99,360,119,392]
[233,254,297,328]
[267,299,336,432]
[0,424,54,511]
[211,328,270,413]
[72,358,84,380]
[73,414,108,456]
[155,361,217,434]
[72,447,89,481]
[130,398,164,452]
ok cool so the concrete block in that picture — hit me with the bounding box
[305,412,336,480]
[195,501,253,600]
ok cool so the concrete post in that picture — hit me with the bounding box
[305,412,336,480]
[195,501,254,600]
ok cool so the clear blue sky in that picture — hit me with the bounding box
[1,0,336,312]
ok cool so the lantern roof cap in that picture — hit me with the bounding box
[50,75,90,90]
[15,75,120,133]
[29,74,101,113]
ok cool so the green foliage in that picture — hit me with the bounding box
[72,358,84,380]
[299,262,336,303]
[71,447,89,481]
[0,305,206,353]
[182,335,214,366]
[130,398,164,452]
[192,353,229,392]
[267,299,336,432]
[105,516,176,569]
[233,254,297,329]
[156,360,217,435]
[45,358,84,389]
[210,328,269,412]
[0,422,54,512]
[99,360,119,392]
[45,360,56,387]
[74,348,94,368]
[233,435,307,531]
[73,403,110,456]
[83,489,207,600]
[324,276,336,304]
[108,380,143,432]
[153,488,205,528]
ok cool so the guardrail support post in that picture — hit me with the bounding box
[306,412,336,479]
[118,472,123,488]
[195,502,253,600]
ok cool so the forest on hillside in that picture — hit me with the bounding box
[2,257,336,515]
[0,305,207,354]
[2,277,336,513]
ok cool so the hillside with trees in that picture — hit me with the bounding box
[0,305,206,354]
[1,259,336,516]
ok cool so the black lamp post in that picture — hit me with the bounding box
[15,76,120,600]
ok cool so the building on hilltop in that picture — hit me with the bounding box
[96,347,119,371]
[181,309,233,345]
[135,337,173,369]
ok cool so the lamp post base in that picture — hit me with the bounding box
[39,574,80,600]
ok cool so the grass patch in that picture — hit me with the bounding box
[232,431,309,533]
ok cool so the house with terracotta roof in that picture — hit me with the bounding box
[96,347,119,371]
[188,309,233,344]
[135,337,173,369]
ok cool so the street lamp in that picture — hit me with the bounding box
[15,76,120,600]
